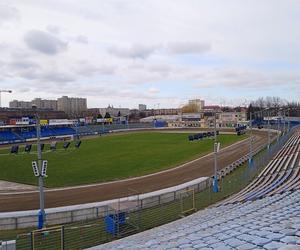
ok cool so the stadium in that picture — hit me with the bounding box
[1,1,300,249]
[1,110,300,249]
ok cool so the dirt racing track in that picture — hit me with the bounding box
[0,129,272,212]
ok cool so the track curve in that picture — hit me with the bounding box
[0,130,270,212]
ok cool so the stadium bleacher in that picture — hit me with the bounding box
[0,123,154,143]
[95,190,300,249]
[224,129,300,204]
[19,129,36,139]
[93,128,300,250]
[0,131,20,141]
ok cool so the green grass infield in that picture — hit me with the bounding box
[0,132,246,187]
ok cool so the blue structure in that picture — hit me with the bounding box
[248,157,253,168]
[37,210,45,229]
[105,212,126,235]
[154,120,167,128]
[212,176,219,193]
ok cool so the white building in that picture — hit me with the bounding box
[57,96,87,116]
[188,99,205,110]
[139,104,147,111]
[98,105,130,117]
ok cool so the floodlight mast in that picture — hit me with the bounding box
[0,90,12,108]
[32,104,46,229]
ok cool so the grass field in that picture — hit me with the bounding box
[0,132,246,187]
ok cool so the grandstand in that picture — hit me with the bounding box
[0,126,76,144]
[0,122,154,144]
[96,190,300,249]
[223,129,300,204]
[93,127,300,249]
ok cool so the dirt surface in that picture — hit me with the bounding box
[0,130,271,212]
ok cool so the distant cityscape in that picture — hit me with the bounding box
[0,96,249,128]
[9,96,87,116]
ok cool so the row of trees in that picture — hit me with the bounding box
[247,97,300,119]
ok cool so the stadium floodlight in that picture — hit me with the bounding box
[75,140,82,148]
[32,104,46,229]
[50,141,57,151]
[63,141,70,149]
[10,145,19,154]
[41,160,48,177]
[32,161,40,177]
[25,144,32,153]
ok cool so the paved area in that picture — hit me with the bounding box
[0,180,37,193]
[0,130,270,212]
[90,190,300,250]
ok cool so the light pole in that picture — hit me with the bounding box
[277,115,280,141]
[32,104,46,229]
[267,108,271,150]
[287,108,290,132]
[212,112,220,193]
[0,90,12,107]
[126,114,129,130]
[283,109,286,134]
[248,108,267,167]
[248,112,253,167]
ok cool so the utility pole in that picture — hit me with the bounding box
[0,90,12,107]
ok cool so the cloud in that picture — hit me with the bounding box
[166,41,211,55]
[74,61,115,76]
[24,30,68,55]
[75,35,88,44]
[46,25,61,34]
[1,1,300,108]
[0,4,20,25]
[148,87,160,94]
[108,44,159,59]
[9,59,39,70]
[193,68,300,90]
[108,41,211,59]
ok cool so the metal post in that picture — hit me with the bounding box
[127,114,129,130]
[277,114,280,142]
[35,108,45,229]
[213,112,219,193]
[267,109,271,150]
[61,226,65,250]
[283,110,286,134]
[248,112,253,167]
[287,109,290,132]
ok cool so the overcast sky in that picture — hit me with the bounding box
[0,0,299,108]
